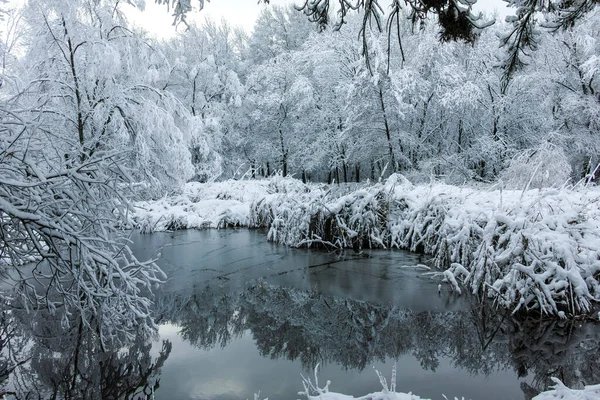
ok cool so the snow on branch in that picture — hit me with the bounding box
[0,109,164,343]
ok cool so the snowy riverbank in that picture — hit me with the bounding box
[292,376,600,400]
[286,368,600,400]
[131,175,600,318]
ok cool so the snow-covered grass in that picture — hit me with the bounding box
[534,378,600,399]
[132,179,273,232]
[269,367,600,400]
[294,364,468,400]
[131,175,600,318]
[292,376,600,400]
[296,381,600,400]
[294,379,600,400]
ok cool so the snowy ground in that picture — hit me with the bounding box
[132,179,275,231]
[292,380,600,400]
[295,382,600,400]
[290,370,600,400]
[131,176,600,399]
[132,175,600,319]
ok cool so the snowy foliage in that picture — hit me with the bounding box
[297,373,600,400]
[132,178,273,232]
[500,142,572,190]
[0,0,190,343]
[1,0,600,370]
[258,175,600,317]
[298,364,456,400]
[20,0,195,195]
[0,105,165,343]
[133,176,600,318]
[534,378,600,400]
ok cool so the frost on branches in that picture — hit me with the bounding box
[0,106,165,342]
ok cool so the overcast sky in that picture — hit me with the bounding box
[124,0,514,40]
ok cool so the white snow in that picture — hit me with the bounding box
[533,378,600,399]
[131,175,600,317]
[131,179,275,232]
[292,380,600,400]
[291,369,600,400]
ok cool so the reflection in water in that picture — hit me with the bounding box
[0,229,599,399]
[155,283,600,399]
[0,305,171,399]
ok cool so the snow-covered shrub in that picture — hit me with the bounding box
[297,373,600,400]
[250,184,388,249]
[501,142,572,189]
[133,179,274,232]
[531,378,600,400]
[250,175,600,317]
[133,174,600,317]
[299,364,467,400]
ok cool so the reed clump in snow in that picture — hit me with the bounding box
[248,174,600,317]
[132,174,600,317]
[295,366,600,400]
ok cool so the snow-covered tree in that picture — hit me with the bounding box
[160,19,246,180]
[246,51,316,177]
[21,0,194,194]
[0,0,192,343]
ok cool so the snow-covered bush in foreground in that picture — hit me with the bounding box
[0,121,165,343]
[131,175,600,317]
[534,378,600,400]
[293,366,600,400]
[249,175,600,317]
[293,366,599,400]
[297,364,467,400]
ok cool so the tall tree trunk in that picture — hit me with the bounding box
[378,86,396,172]
[355,164,360,183]
[457,119,464,153]
[413,92,434,168]
[486,84,498,139]
[279,129,287,177]
[59,17,85,154]
[370,159,375,181]
[191,72,199,116]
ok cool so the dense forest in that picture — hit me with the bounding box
[2,0,598,191]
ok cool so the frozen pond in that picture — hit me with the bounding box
[1,229,599,399]
[129,230,600,400]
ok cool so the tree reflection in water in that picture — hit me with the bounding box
[0,304,171,399]
[1,282,598,399]
[155,283,600,399]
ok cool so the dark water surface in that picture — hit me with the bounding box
[129,230,600,400]
[2,229,599,399]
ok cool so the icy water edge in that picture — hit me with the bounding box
[2,229,599,400]
[133,229,600,400]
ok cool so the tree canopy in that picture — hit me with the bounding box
[156,0,599,87]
